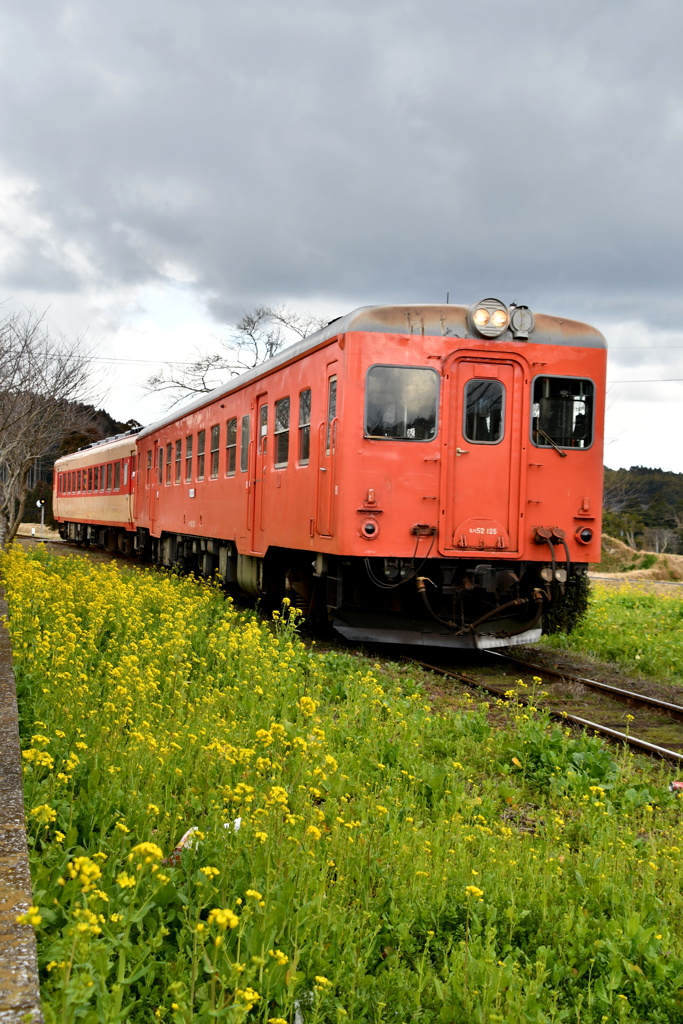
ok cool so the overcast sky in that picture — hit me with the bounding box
[1,0,682,471]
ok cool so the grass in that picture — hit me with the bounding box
[4,546,683,1023]
[542,581,683,684]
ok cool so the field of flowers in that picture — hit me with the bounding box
[4,546,683,1023]
[542,582,683,683]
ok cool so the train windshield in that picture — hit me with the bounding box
[365,366,438,440]
[532,376,594,449]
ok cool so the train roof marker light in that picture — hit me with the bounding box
[468,298,510,338]
[510,304,535,340]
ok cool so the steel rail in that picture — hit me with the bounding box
[405,658,683,764]
[484,650,683,722]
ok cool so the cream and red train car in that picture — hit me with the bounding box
[54,300,606,649]
[53,433,138,552]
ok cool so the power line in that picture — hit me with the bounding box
[608,377,683,384]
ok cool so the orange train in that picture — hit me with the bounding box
[53,299,606,649]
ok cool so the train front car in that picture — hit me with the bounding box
[328,301,606,648]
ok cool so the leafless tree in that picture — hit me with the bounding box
[146,305,329,407]
[602,468,647,513]
[0,310,93,547]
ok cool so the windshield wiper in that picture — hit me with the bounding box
[537,429,567,457]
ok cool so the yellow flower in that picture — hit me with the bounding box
[465,885,484,898]
[245,888,263,900]
[199,866,220,879]
[67,856,102,893]
[116,872,136,889]
[30,804,57,825]
[16,906,42,927]
[307,825,322,841]
[129,841,164,864]
[207,907,239,929]
[269,949,289,966]
[298,696,317,717]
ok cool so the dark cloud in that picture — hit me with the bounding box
[0,0,682,335]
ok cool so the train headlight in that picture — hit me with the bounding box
[575,527,594,545]
[468,298,509,338]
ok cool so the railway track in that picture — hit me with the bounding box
[406,652,683,764]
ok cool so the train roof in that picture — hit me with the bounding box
[137,303,606,441]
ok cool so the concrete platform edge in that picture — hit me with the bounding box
[0,587,44,1023]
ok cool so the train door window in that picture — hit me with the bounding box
[210,425,220,479]
[58,473,63,493]
[326,377,337,454]
[226,418,237,476]
[240,415,250,472]
[259,405,268,454]
[197,430,206,479]
[175,440,182,483]
[146,450,152,487]
[157,448,164,485]
[185,436,193,481]
[464,380,505,444]
[532,377,594,449]
[165,443,172,484]
[274,397,290,467]
[123,461,129,487]
[365,366,438,440]
[88,468,93,491]
[106,463,113,490]
[298,389,311,464]
[114,461,121,490]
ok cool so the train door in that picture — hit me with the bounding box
[148,442,160,532]
[439,357,524,555]
[315,365,338,537]
[249,393,268,553]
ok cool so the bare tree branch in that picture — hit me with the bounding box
[145,305,329,408]
[0,309,94,547]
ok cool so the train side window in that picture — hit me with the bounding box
[94,466,100,491]
[185,436,193,481]
[165,443,172,484]
[197,430,206,479]
[274,397,290,467]
[259,405,268,454]
[88,468,93,492]
[464,380,505,444]
[326,377,337,454]
[146,450,152,487]
[240,415,250,472]
[210,425,220,479]
[106,463,113,490]
[77,470,82,492]
[114,461,121,490]
[175,440,182,483]
[298,389,311,464]
[365,365,438,441]
[226,418,237,476]
[532,376,594,449]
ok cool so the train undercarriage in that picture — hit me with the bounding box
[59,522,588,649]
